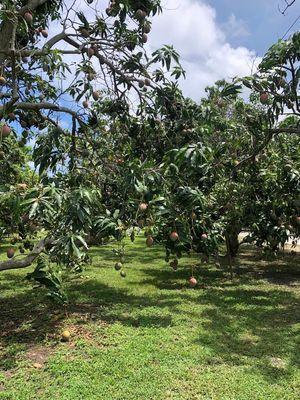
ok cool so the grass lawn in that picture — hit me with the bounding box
[0,236,300,400]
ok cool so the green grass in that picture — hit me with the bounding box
[0,237,300,399]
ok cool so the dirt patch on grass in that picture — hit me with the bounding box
[0,346,52,391]
[60,315,111,350]
[0,302,110,372]
[26,344,52,367]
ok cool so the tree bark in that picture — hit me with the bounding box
[225,233,234,279]
[0,238,51,272]
[0,0,50,63]
[225,223,241,258]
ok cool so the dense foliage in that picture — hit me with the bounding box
[0,0,299,300]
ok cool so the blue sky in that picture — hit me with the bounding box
[209,0,300,54]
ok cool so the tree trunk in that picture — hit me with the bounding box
[227,232,240,257]
[225,233,234,279]
[225,223,241,258]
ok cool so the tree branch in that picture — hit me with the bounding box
[233,125,299,173]
[25,0,49,10]
[10,101,80,119]
[233,131,273,172]
[269,127,300,134]
[62,36,145,94]
[0,238,51,272]
[0,101,88,129]
[0,0,52,64]
[279,0,296,14]
[42,31,68,50]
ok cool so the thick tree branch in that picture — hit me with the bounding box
[233,132,273,172]
[42,31,68,50]
[0,238,51,272]
[0,101,87,129]
[0,49,81,56]
[9,101,80,119]
[0,0,52,64]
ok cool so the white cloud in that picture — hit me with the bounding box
[149,0,259,100]
[222,14,250,39]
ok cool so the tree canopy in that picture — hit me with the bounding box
[0,0,299,300]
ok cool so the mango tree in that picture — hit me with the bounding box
[0,0,187,296]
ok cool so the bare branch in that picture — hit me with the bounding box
[0,101,88,129]
[279,0,296,14]
[42,31,67,50]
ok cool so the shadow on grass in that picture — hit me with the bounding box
[89,249,165,266]
[70,263,300,385]
[196,285,300,378]
[139,256,300,382]
[0,242,299,385]
[0,275,175,371]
